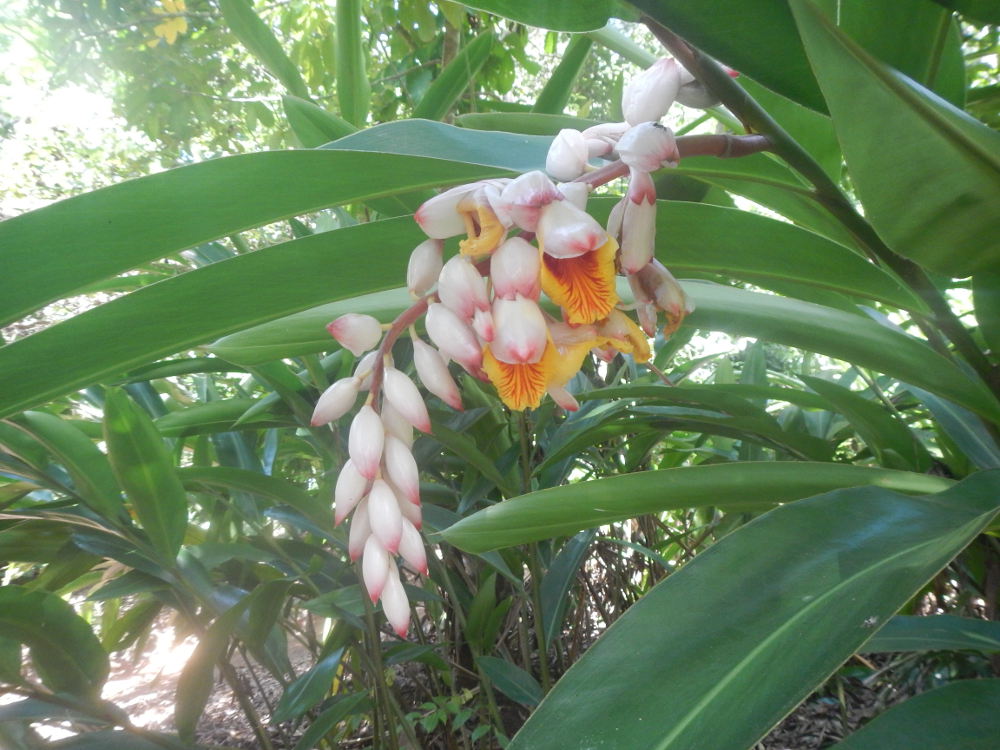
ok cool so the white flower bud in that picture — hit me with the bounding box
[617,123,679,173]
[383,367,431,433]
[622,57,682,126]
[380,400,414,447]
[334,458,368,526]
[425,303,483,373]
[368,479,403,553]
[398,519,428,575]
[412,337,463,410]
[380,560,410,637]
[383,435,420,506]
[311,377,360,426]
[348,405,384,480]
[536,199,607,259]
[546,129,589,182]
[407,239,443,297]
[398,489,422,530]
[353,350,379,388]
[491,296,548,365]
[495,171,560,232]
[327,314,383,357]
[438,255,490,321]
[347,498,370,561]
[490,237,541,301]
[362,535,390,602]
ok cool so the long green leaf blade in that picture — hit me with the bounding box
[532,35,593,114]
[861,614,1000,653]
[507,471,1000,749]
[334,0,370,126]
[413,33,495,121]
[219,0,310,98]
[441,462,954,552]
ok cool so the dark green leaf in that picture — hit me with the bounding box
[541,530,596,646]
[476,656,543,707]
[290,692,369,750]
[272,649,345,723]
[219,0,309,98]
[862,614,1000,653]
[282,95,356,147]
[455,112,601,135]
[335,0,370,126]
[829,679,1000,750]
[507,472,1000,749]
[532,35,593,114]
[103,388,187,561]
[413,33,495,121]
[459,0,613,31]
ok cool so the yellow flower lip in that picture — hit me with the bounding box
[539,236,619,325]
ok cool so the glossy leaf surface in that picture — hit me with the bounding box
[861,614,1000,653]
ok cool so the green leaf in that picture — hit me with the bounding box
[532,35,593,114]
[441,462,954,552]
[682,282,1000,423]
[334,0,370,126]
[541,530,596,646]
[862,614,1000,653]
[800,375,932,471]
[103,388,187,561]
[290,692,369,750]
[906,385,1000,471]
[476,656,543,707]
[973,272,1000,358]
[272,649,345,723]
[49,731,180,750]
[219,0,309,98]
[7,412,125,522]
[929,0,1000,23]
[428,422,518,498]
[155,399,284,437]
[413,33,495,121]
[455,112,601,135]
[281,95,356,147]
[829,679,1000,750]
[0,586,109,698]
[459,0,613,31]
[790,0,1000,276]
[0,147,519,327]
[507,472,1000,749]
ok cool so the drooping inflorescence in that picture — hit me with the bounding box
[313,56,702,636]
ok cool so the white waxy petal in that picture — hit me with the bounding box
[383,368,431,433]
[353,351,379,389]
[496,171,560,232]
[380,400,414,447]
[491,296,548,365]
[368,479,403,553]
[581,121,629,154]
[412,338,462,410]
[348,498,370,561]
[311,377,361,426]
[622,57,682,126]
[617,122,679,173]
[490,237,541,301]
[472,309,495,342]
[362,535,390,602]
[438,255,490,320]
[384,435,420,506]
[327,314,383,358]
[547,384,580,412]
[380,561,410,637]
[334,459,369,526]
[536,199,606,259]
[407,239,443,297]
[557,182,590,211]
[397,490,422,530]
[607,197,626,240]
[620,197,657,275]
[349,405,384,480]
[414,183,475,238]
[398,519,428,575]
[425,303,483,373]
[546,129,589,182]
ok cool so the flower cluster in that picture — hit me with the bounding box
[314,56,701,635]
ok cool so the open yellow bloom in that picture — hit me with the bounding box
[596,310,651,363]
[149,0,187,46]
[539,236,618,325]
[459,202,506,258]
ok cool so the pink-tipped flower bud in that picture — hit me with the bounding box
[617,123,679,173]
[311,376,361,426]
[384,435,420,506]
[334,459,368,526]
[547,384,580,412]
[536,199,607,259]
[398,519,428,575]
[622,57,682,126]
[380,400,414,447]
[546,129,589,182]
[348,499,370,561]
[396,485,423,530]
[425,303,483,374]
[349,405,384,480]
[496,171,561,232]
[412,338,463,410]
[618,190,657,276]
[353,350,379,389]
[414,183,476,239]
[383,367,431,433]
[491,296,548,365]
[438,255,491,322]
[362,536,390,602]
[407,239,443,297]
[380,561,410,637]
[490,237,541,301]
[581,121,629,158]
[368,479,403,553]
[327,314,383,357]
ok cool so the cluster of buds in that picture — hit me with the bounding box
[314,56,705,635]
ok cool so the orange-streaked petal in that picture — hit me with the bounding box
[540,237,618,325]
[483,343,556,411]
[459,204,506,258]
